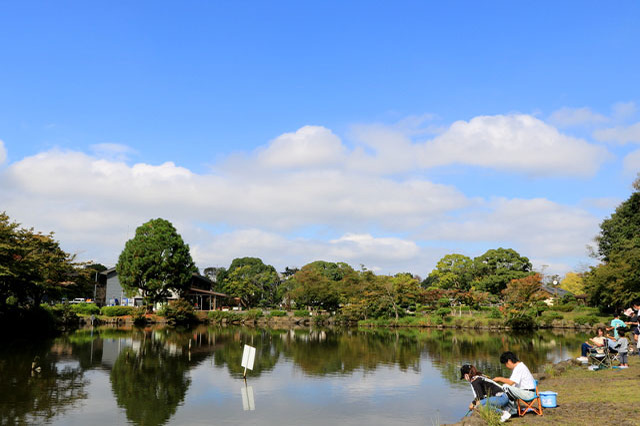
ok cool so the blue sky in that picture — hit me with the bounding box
[1,1,639,277]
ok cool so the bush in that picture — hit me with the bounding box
[268,310,287,317]
[207,310,243,323]
[488,308,503,319]
[574,315,599,325]
[70,303,100,316]
[159,299,197,324]
[550,303,576,312]
[506,315,536,329]
[245,309,264,320]
[435,307,451,317]
[539,311,564,326]
[294,309,310,317]
[101,306,136,317]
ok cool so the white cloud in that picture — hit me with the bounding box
[256,126,346,169]
[419,115,609,176]
[593,122,640,144]
[0,116,606,276]
[612,101,637,121]
[548,107,608,127]
[623,149,640,176]
[0,139,6,165]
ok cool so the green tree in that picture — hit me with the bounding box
[220,257,280,307]
[0,212,79,309]
[472,248,533,295]
[596,191,640,262]
[584,240,640,310]
[290,261,351,311]
[427,253,474,290]
[585,179,640,309]
[116,218,196,310]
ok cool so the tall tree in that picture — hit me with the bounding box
[427,253,474,290]
[116,218,196,309]
[220,257,279,307]
[586,180,640,309]
[472,248,533,295]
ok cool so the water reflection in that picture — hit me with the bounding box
[0,326,589,425]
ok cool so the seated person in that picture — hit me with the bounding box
[493,351,537,406]
[460,364,511,422]
[578,327,606,361]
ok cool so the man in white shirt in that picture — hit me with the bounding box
[493,351,536,407]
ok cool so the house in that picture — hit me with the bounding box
[539,284,572,306]
[96,268,229,310]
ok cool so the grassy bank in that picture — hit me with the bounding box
[449,357,640,426]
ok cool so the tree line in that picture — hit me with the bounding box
[2,175,639,323]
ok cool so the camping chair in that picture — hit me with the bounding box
[587,344,611,369]
[516,380,543,417]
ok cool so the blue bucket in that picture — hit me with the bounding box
[539,391,557,408]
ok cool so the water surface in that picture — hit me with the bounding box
[0,325,588,425]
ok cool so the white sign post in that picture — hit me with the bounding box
[241,344,256,379]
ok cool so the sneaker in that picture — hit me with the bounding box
[500,410,511,423]
[576,356,588,362]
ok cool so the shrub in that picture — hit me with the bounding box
[101,306,136,317]
[574,315,599,325]
[294,309,310,317]
[488,308,503,319]
[435,307,451,317]
[70,303,100,316]
[550,303,576,312]
[245,309,264,320]
[268,310,287,317]
[132,307,147,325]
[540,311,564,326]
[506,315,536,329]
[160,299,197,324]
[207,311,243,323]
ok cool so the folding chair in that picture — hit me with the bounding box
[588,344,611,369]
[516,380,543,417]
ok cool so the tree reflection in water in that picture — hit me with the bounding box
[110,329,191,426]
[0,340,88,425]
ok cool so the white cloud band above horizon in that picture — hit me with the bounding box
[0,113,613,276]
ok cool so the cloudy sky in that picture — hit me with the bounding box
[1,2,639,277]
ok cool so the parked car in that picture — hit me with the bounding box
[70,298,86,304]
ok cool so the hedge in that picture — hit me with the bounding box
[101,306,136,317]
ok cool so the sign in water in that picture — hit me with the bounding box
[241,344,256,379]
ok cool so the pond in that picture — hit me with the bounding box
[0,325,589,425]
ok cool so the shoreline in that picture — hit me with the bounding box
[445,356,639,425]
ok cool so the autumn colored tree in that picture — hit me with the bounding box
[560,272,585,295]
